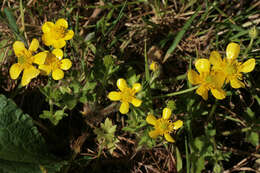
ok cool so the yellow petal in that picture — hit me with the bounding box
[53,39,66,49]
[149,129,160,139]
[33,52,47,65]
[52,68,64,80]
[13,41,26,57]
[107,91,121,101]
[9,63,23,79]
[119,102,129,114]
[117,78,128,91]
[42,34,52,46]
[55,18,68,29]
[209,51,222,67]
[60,59,72,70]
[173,120,183,130]
[226,42,240,61]
[239,58,255,73]
[162,108,172,120]
[42,22,54,33]
[64,30,74,40]
[211,88,226,100]
[39,64,52,75]
[52,49,63,60]
[146,114,157,125]
[29,38,39,52]
[195,58,210,73]
[230,78,244,88]
[53,40,66,49]
[196,85,208,100]
[187,70,201,85]
[21,66,40,86]
[131,98,142,107]
[164,133,175,143]
[132,83,142,93]
[212,71,226,88]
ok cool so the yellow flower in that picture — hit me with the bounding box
[9,39,47,86]
[149,61,159,71]
[39,49,72,80]
[107,78,142,114]
[188,59,226,100]
[42,18,74,49]
[146,108,183,143]
[209,42,256,88]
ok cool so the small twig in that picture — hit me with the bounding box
[219,146,260,158]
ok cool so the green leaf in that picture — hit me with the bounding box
[195,156,205,173]
[194,137,205,151]
[213,163,222,173]
[94,118,119,154]
[0,94,66,173]
[247,131,259,147]
[103,55,114,69]
[175,146,183,173]
[3,8,19,34]
[3,8,26,44]
[126,67,140,86]
[40,110,68,126]
[246,107,255,119]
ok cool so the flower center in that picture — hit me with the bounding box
[157,119,174,134]
[121,88,135,102]
[205,75,213,83]
[18,56,26,64]
[225,64,237,75]
[45,53,61,70]
[53,26,66,39]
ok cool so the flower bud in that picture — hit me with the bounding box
[249,26,258,39]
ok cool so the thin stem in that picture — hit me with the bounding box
[243,38,254,58]
[153,86,198,98]
[185,135,190,173]
[49,99,54,114]
[221,127,252,136]
[207,100,218,122]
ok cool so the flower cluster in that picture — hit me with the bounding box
[188,42,255,100]
[9,18,74,86]
[107,79,183,143]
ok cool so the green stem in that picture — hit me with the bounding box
[243,38,254,58]
[153,86,198,98]
[49,99,54,114]
[185,135,190,173]
[221,127,252,136]
[207,100,218,122]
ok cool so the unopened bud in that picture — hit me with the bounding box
[167,100,176,111]
[249,26,258,39]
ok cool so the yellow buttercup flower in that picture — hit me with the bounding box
[107,78,142,114]
[146,108,183,143]
[42,18,74,49]
[149,61,159,71]
[209,42,255,88]
[188,59,226,100]
[9,39,47,86]
[39,49,72,80]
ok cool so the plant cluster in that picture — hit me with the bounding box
[0,1,259,173]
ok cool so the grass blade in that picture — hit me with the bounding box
[163,5,202,63]
[4,8,19,34]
